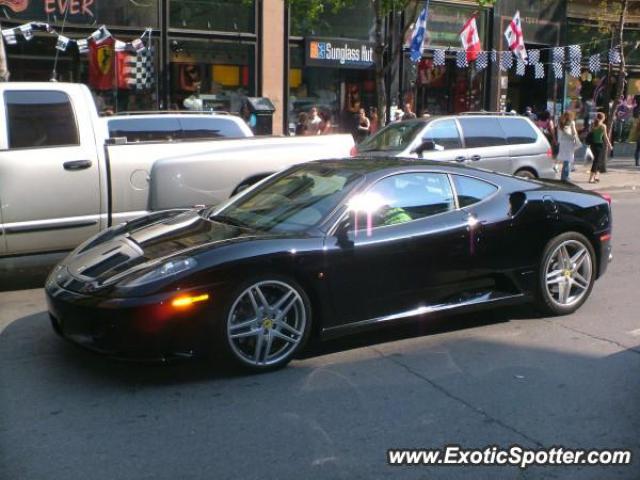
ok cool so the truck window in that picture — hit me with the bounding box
[498,118,538,145]
[108,117,182,142]
[5,90,79,149]
[458,117,507,148]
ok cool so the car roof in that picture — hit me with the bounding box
[102,112,237,121]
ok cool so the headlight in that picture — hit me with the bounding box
[121,257,197,288]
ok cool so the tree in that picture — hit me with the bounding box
[286,0,493,123]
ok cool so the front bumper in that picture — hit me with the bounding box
[46,282,215,360]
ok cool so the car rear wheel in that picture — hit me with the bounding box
[514,168,537,179]
[535,232,596,315]
[222,278,312,371]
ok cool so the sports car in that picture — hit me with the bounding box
[46,158,612,371]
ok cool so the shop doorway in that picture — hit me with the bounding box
[506,46,552,115]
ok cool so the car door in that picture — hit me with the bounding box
[410,119,467,163]
[457,117,512,174]
[324,171,471,328]
[0,90,102,255]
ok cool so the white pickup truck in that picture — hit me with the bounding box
[0,82,354,270]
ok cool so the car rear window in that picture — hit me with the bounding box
[459,117,507,148]
[108,117,181,142]
[179,117,247,139]
[451,175,498,207]
[498,118,538,145]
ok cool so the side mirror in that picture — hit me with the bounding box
[412,139,436,157]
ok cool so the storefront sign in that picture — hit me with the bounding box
[305,37,374,69]
[1,0,95,22]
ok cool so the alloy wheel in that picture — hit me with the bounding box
[226,280,307,368]
[544,239,593,308]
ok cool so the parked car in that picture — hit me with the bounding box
[47,158,612,371]
[354,113,555,179]
[103,112,253,143]
[0,83,354,270]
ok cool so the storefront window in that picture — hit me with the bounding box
[2,0,160,28]
[170,0,255,32]
[290,0,374,39]
[288,44,376,136]
[170,39,255,113]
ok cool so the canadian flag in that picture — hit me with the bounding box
[504,10,527,62]
[460,16,481,62]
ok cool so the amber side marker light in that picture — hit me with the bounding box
[172,294,210,308]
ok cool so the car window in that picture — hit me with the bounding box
[108,117,182,142]
[5,90,79,149]
[498,118,538,145]
[357,121,425,153]
[353,172,455,230]
[422,119,462,150]
[459,117,507,148]
[452,175,498,207]
[178,117,248,139]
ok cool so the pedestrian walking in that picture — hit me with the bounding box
[318,111,332,134]
[308,106,322,135]
[356,108,370,142]
[557,111,580,182]
[295,112,308,136]
[536,110,557,165]
[401,102,417,120]
[634,120,640,167]
[369,107,379,135]
[588,112,613,184]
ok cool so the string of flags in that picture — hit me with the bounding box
[1,22,155,91]
[408,7,627,81]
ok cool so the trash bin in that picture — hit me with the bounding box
[246,97,275,135]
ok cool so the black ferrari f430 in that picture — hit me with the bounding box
[46,159,612,371]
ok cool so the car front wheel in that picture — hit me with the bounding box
[222,278,312,371]
[535,232,596,315]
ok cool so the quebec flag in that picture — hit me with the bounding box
[409,5,429,63]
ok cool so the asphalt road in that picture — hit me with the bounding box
[1,193,639,480]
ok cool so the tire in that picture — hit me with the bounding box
[514,168,537,179]
[535,232,596,316]
[218,276,312,372]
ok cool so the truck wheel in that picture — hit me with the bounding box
[515,168,537,179]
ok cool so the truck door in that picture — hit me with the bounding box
[0,89,102,255]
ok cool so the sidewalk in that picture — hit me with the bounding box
[568,155,640,193]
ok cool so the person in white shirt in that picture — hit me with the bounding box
[308,106,322,135]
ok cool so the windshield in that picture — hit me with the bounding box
[209,164,363,232]
[358,121,426,153]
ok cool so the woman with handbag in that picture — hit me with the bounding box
[557,112,580,181]
[588,112,613,184]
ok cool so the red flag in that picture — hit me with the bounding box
[89,37,115,91]
[116,50,134,90]
[460,16,481,62]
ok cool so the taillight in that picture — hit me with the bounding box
[546,148,553,158]
[350,145,358,157]
[600,233,612,242]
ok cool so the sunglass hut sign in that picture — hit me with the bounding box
[306,38,374,69]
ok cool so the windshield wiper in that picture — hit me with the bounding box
[208,214,252,229]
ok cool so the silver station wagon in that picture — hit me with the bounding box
[355,114,555,179]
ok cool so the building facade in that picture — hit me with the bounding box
[1,0,636,136]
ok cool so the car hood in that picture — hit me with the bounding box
[57,210,265,291]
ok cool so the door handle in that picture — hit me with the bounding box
[470,155,481,161]
[63,160,92,171]
[454,156,467,162]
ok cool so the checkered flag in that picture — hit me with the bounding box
[609,47,621,65]
[131,47,155,91]
[500,51,513,71]
[553,63,564,79]
[567,45,581,77]
[475,51,489,71]
[535,63,545,79]
[56,35,70,52]
[528,49,540,65]
[490,50,497,63]
[589,53,601,73]
[2,28,17,45]
[433,49,446,66]
[456,49,468,68]
[516,57,526,76]
[77,39,89,54]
